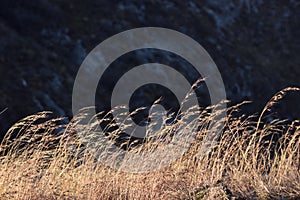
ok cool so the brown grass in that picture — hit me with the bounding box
[0,88,299,200]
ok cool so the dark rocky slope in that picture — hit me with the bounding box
[0,0,299,137]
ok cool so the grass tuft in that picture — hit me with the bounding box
[0,88,299,199]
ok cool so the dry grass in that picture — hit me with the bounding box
[0,88,299,200]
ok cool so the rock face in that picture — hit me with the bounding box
[0,0,299,137]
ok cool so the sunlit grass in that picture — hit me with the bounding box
[0,88,299,199]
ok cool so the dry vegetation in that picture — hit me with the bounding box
[0,88,299,200]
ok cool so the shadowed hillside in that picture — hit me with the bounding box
[0,0,299,136]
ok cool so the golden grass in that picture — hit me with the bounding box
[0,88,299,199]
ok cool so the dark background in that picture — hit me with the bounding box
[0,0,299,137]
